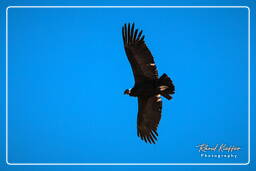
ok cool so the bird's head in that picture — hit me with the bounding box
[124,89,131,95]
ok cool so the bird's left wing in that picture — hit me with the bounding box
[122,23,159,84]
[137,94,162,144]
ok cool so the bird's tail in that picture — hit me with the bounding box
[158,73,175,100]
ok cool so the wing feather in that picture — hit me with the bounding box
[122,23,159,83]
[137,30,143,41]
[133,29,138,43]
[137,95,162,144]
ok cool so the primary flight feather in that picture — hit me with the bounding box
[122,23,175,144]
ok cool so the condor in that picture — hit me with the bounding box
[122,23,175,144]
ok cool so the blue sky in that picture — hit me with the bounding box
[0,0,256,171]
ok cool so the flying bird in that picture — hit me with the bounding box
[122,23,175,144]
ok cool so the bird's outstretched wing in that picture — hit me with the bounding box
[122,23,159,83]
[137,94,162,144]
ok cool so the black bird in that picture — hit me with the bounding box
[122,23,175,144]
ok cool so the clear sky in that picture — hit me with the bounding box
[1,0,255,171]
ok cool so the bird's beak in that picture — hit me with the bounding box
[124,90,129,95]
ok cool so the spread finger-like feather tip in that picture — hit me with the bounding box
[122,23,144,45]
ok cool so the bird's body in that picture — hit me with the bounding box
[122,23,175,144]
[129,80,157,97]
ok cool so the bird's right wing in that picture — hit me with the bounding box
[137,94,162,144]
[122,23,159,83]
